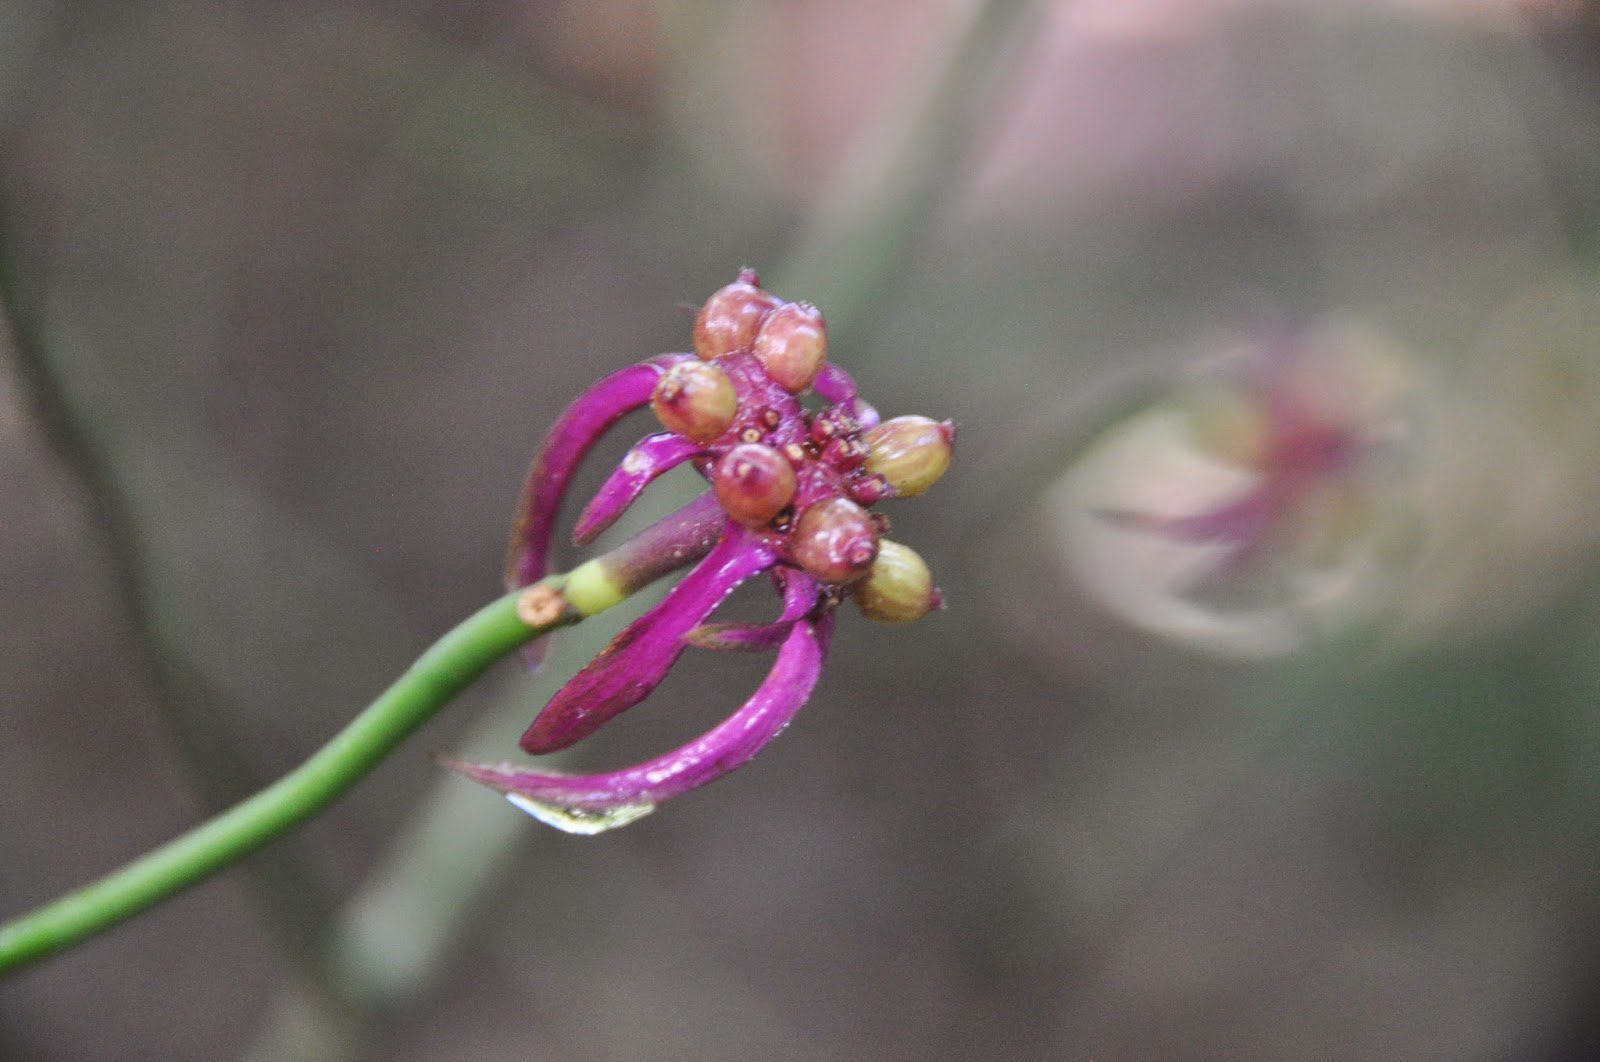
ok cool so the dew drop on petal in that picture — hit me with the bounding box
[504,792,657,835]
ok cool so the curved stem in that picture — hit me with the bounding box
[0,585,572,976]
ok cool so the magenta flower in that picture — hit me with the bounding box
[448,271,954,832]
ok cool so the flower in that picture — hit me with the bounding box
[1095,327,1380,561]
[448,270,954,833]
[1046,317,1415,656]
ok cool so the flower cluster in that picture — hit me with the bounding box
[449,270,954,832]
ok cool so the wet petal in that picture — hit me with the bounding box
[685,569,821,651]
[573,433,705,545]
[447,616,830,828]
[520,528,776,754]
[504,354,691,591]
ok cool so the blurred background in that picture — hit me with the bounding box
[3,0,1600,1058]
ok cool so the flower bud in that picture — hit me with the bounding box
[713,443,797,527]
[753,301,828,392]
[854,540,940,624]
[694,270,781,360]
[652,361,737,442]
[809,404,859,446]
[848,473,891,506]
[822,436,869,471]
[864,416,953,497]
[790,497,878,584]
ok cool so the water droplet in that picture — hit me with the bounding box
[505,792,656,835]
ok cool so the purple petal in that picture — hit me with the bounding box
[519,528,776,754]
[813,363,857,404]
[685,569,821,651]
[448,614,831,822]
[572,433,704,545]
[589,490,725,596]
[813,366,880,430]
[505,354,691,592]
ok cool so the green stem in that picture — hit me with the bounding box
[0,585,574,976]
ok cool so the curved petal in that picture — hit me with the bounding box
[586,490,725,597]
[684,569,821,651]
[573,433,705,545]
[504,354,691,592]
[519,527,776,754]
[448,616,829,826]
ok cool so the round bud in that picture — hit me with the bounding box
[753,302,828,393]
[863,416,954,497]
[854,540,939,624]
[790,498,878,584]
[652,361,737,442]
[713,443,797,527]
[694,271,781,360]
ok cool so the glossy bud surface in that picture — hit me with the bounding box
[854,540,938,624]
[753,301,828,393]
[714,443,797,527]
[864,416,954,497]
[790,498,878,584]
[652,361,737,442]
[694,270,781,360]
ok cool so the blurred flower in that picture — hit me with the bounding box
[1050,318,1419,656]
[449,271,953,832]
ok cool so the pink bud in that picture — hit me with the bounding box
[822,436,869,471]
[652,361,738,442]
[714,443,798,527]
[790,497,878,584]
[753,302,828,393]
[694,271,781,360]
[848,474,892,506]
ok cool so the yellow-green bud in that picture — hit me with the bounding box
[853,540,939,624]
[864,416,954,497]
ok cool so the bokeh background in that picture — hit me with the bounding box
[4,1,1600,1059]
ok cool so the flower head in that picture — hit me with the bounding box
[1048,317,1415,656]
[450,270,954,833]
